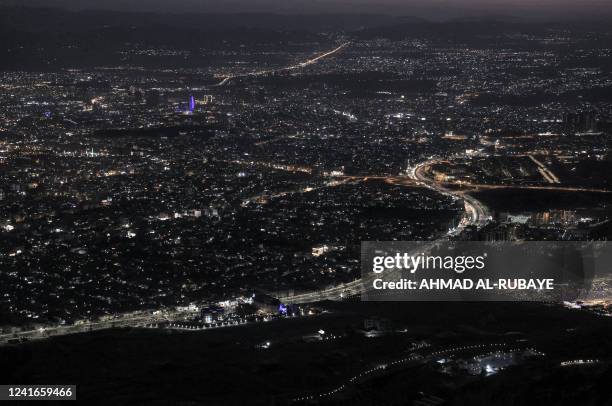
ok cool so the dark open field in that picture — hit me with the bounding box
[2,301,612,405]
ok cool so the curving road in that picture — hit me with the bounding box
[283,157,491,304]
[411,159,491,230]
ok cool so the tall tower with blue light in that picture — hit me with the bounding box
[189,95,196,113]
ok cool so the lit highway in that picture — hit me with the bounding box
[410,159,491,229]
[447,183,611,194]
[0,310,194,345]
[528,155,560,184]
[241,177,360,207]
[216,42,350,86]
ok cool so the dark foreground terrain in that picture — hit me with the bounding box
[2,301,612,405]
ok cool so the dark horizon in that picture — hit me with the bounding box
[3,0,612,21]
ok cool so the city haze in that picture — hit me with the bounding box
[4,0,612,20]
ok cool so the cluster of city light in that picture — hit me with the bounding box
[560,359,600,367]
[163,319,248,330]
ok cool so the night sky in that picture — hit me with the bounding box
[4,0,612,19]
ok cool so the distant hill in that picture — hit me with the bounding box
[352,18,612,42]
[0,6,418,70]
[0,6,407,33]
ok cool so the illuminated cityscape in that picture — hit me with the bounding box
[1,3,612,404]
